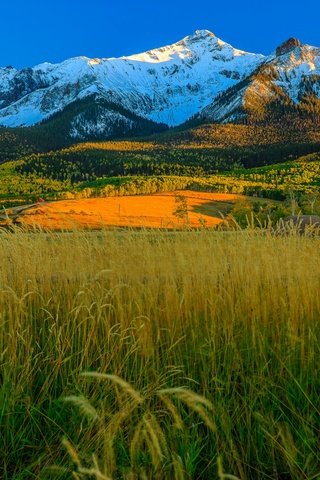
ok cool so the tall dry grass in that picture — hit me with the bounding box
[0,227,319,479]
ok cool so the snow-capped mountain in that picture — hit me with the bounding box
[0,30,264,134]
[198,38,320,123]
[0,31,319,139]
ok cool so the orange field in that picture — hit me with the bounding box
[19,191,244,229]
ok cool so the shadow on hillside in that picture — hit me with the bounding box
[191,201,234,219]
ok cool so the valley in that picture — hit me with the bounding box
[1,123,320,229]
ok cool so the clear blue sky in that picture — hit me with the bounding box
[1,0,319,68]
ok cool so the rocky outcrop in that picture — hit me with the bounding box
[276,38,302,57]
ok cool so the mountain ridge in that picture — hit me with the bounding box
[0,30,319,140]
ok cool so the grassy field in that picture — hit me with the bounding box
[14,191,243,230]
[0,227,319,479]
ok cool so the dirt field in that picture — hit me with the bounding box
[18,191,244,229]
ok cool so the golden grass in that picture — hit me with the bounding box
[0,227,319,479]
[18,191,243,230]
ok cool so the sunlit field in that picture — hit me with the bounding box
[0,227,319,479]
[14,191,243,230]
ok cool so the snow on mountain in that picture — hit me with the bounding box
[272,40,320,101]
[0,32,319,135]
[0,30,264,130]
[69,110,134,140]
[198,38,320,123]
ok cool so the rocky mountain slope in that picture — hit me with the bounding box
[197,38,320,124]
[0,31,319,139]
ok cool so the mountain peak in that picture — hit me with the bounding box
[185,29,216,42]
[276,37,302,57]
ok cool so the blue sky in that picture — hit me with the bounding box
[1,0,319,68]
